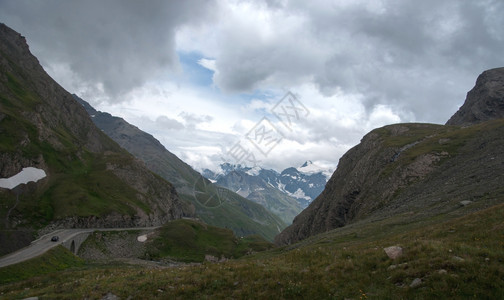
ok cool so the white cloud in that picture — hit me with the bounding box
[197,58,217,72]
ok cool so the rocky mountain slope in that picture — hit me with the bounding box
[203,164,303,224]
[0,23,192,239]
[446,67,504,126]
[276,67,504,245]
[204,161,331,208]
[75,96,286,241]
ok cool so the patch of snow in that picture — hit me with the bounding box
[277,182,286,193]
[0,167,46,190]
[235,188,249,198]
[286,188,311,201]
[246,166,261,176]
[297,161,335,180]
[308,183,314,188]
[254,187,265,191]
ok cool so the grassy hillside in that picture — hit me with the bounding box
[0,24,189,240]
[0,66,143,228]
[179,191,286,242]
[0,246,84,285]
[276,118,504,244]
[145,219,273,262]
[1,199,503,298]
[213,170,304,224]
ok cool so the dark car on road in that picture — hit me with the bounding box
[51,236,59,242]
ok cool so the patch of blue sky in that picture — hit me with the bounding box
[177,50,215,87]
[174,51,286,117]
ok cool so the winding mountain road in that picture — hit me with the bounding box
[0,227,159,268]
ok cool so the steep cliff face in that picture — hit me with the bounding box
[0,23,192,231]
[447,67,504,126]
[276,69,504,245]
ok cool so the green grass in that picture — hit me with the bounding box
[0,246,84,285]
[5,72,40,109]
[376,121,504,161]
[0,152,152,229]
[0,68,154,227]
[2,201,503,298]
[179,192,286,242]
[374,120,504,179]
[145,219,274,262]
[1,63,160,229]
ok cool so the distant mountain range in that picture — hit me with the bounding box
[201,162,332,224]
[0,22,284,262]
[74,95,286,241]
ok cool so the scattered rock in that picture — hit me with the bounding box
[452,256,465,262]
[384,246,403,260]
[388,262,409,270]
[485,257,490,262]
[101,293,119,300]
[459,200,473,206]
[205,254,219,262]
[204,254,228,263]
[137,235,147,242]
[438,269,448,275]
[409,278,422,288]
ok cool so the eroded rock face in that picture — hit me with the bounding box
[447,67,504,126]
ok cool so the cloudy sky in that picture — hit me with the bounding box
[1,0,503,172]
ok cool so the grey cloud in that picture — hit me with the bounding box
[178,112,213,129]
[155,116,185,130]
[212,0,504,123]
[0,0,216,101]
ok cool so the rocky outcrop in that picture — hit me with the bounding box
[447,67,504,126]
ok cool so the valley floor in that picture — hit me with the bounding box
[1,199,504,299]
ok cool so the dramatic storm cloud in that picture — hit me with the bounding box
[1,0,503,171]
[0,0,216,101]
[209,0,504,121]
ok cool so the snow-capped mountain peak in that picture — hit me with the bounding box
[297,161,334,179]
[202,161,333,208]
[300,160,313,168]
